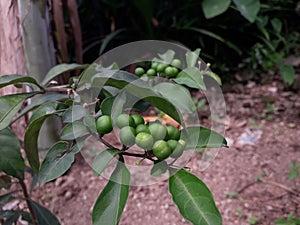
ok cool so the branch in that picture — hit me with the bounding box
[19,179,38,225]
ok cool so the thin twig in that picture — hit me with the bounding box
[19,179,38,225]
[121,152,155,162]
[261,179,300,196]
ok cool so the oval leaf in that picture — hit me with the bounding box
[169,169,222,225]
[154,82,196,113]
[233,0,260,23]
[0,128,24,179]
[38,141,74,185]
[93,149,122,176]
[62,105,89,123]
[60,121,90,140]
[202,0,231,19]
[174,67,206,90]
[41,63,89,87]
[0,74,40,89]
[92,161,130,225]
[0,93,36,130]
[24,114,55,173]
[31,201,61,225]
[182,126,227,150]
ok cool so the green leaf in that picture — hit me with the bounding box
[80,70,184,124]
[151,161,168,177]
[0,93,36,130]
[271,18,282,34]
[182,126,227,150]
[174,67,206,90]
[154,82,196,113]
[279,64,295,85]
[41,64,89,87]
[83,115,97,133]
[29,101,58,124]
[0,74,40,89]
[38,141,75,185]
[62,105,89,123]
[60,121,90,140]
[93,149,122,176]
[0,128,24,179]
[184,28,242,55]
[31,201,61,225]
[158,49,175,64]
[24,114,56,173]
[99,29,126,55]
[233,0,260,23]
[169,169,222,225]
[202,71,222,85]
[16,93,68,121]
[202,0,231,19]
[186,49,201,68]
[92,161,130,225]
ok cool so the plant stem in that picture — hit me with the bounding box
[121,152,156,162]
[19,179,38,225]
[99,135,117,149]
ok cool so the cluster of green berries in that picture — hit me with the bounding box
[134,59,182,78]
[96,114,186,161]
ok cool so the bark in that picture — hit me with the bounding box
[0,1,26,95]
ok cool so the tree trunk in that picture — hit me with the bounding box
[0,1,26,95]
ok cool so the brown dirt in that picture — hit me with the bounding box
[31,77,300,225]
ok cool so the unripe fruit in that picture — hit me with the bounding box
[135,124,150,134]
[135,67,145,76]
[170,141,184,158]
[153,140,172,160]
[119,126,136,146]
[157,64,167,72]
[96,115,113,134]
[164,66,177,77]
[167,140,178,151]
[151,62,158,70]
[130,114,144,127]
[166,125,180,140]
[171,59,181,68]
[146,68,156,77]
[135,132,154,150]
[149,123,167,141]
[116,114,135,128]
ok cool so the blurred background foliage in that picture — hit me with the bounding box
[65,0,300,84]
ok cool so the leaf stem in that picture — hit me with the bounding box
[19,179,38,225]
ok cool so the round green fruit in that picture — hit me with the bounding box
[119,126,136,146]
[116,114,135,128]
[146,68,156,77]
[96,115,113,134]
[171,59,181,68]
[151,62,158,70]
[170,141,184,158]
[130,114,144,127]
[135,124,150,134]
[167,140,178,150]
[135,132,154,150]
[134,67,145,76]
[157,64,167,72]
[164,66,177,77]
[149,123,167,141]
[166,125,180,140]
[153,140,172,160]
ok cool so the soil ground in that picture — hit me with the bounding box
[29,77,300,225]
